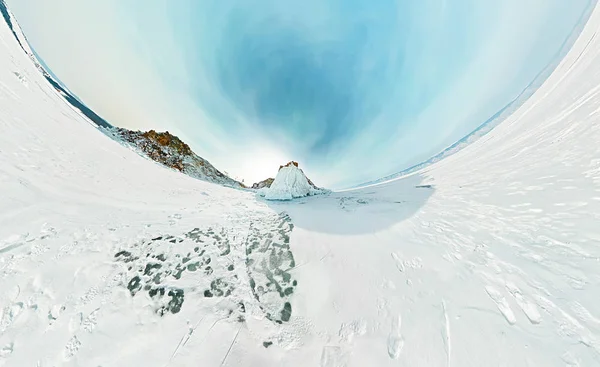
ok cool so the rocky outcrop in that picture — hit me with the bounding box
[108,127,245,188]
[251,178,274,190]
[279,161,299,169]
[284,161,318,188]
[258,161,325,200]
[253,161,319,191]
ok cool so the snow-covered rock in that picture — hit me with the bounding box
[259,161,325,200]
[251,177,274,190]
[107,127,245,189]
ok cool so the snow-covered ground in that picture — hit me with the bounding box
[1,2,600,367]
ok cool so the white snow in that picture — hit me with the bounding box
[259,164,323,200]
[1,2,600,366]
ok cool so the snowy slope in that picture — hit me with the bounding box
[1,2,600,367]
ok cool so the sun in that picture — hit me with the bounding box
[232,145,293,185]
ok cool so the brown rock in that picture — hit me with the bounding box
[279,161,299,170]
[108,127,245,188]
[254,161,321,191]
[251,178,275,190]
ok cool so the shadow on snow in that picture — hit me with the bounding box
[262,173,434,235]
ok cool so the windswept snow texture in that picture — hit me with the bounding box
[260,165,324,201]
[2,3,600,367]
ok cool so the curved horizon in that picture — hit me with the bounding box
[3,1,600,365]
[7,0,596,188]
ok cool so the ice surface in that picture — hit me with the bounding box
[1,1,600,366]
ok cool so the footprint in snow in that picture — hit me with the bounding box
[82,309,100,333]
[485,286,517,325]
[505,282,542,325]
[338,319,367,342]
[320,346,346,367]
[48,304,66,324]
[0,342,14,357]
[68,312,83,333]
[391,253,405,272]
[168,213,183,226]
[63,336,81,360]
[0,302,24,332]
[387,314,404,359]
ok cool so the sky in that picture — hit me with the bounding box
[7,0,595,188]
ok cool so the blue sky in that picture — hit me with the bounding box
[8,0,594,187]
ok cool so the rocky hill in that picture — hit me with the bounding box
[252,161,320,190]
[251,178,275,190]
[257,161,325,200]
[107,127,245,189]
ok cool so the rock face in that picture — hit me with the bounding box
[258,161,325,200]
[108,128,245,188]
[251,178,275,190]
[253,161,320,191]
[279,161,299,169]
